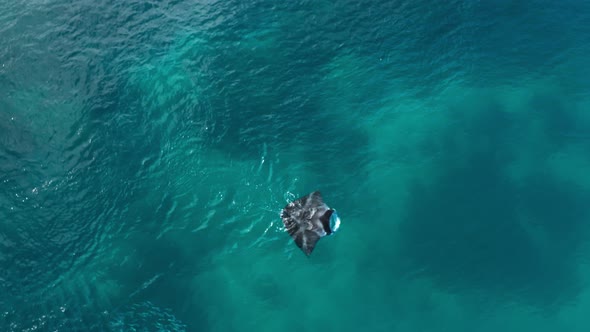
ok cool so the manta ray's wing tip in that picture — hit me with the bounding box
[294,230,320,256]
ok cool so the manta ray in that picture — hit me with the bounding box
[280,191,341,256]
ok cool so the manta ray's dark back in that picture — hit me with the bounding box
[280,191,341,256]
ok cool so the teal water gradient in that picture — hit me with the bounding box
[2,0,590,331]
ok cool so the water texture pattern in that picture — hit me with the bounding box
[1,0,590,331]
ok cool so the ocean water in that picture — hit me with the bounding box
[2,0,590,331]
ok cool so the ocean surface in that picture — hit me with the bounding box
[2,0,590,331]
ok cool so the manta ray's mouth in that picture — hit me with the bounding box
[330,210,341,233]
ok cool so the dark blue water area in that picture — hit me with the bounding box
[2,0,590,331]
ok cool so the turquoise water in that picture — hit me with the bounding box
[2,0,590,330]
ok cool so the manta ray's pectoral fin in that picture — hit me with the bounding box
[293,230,321,256]
[304,191,324,208]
